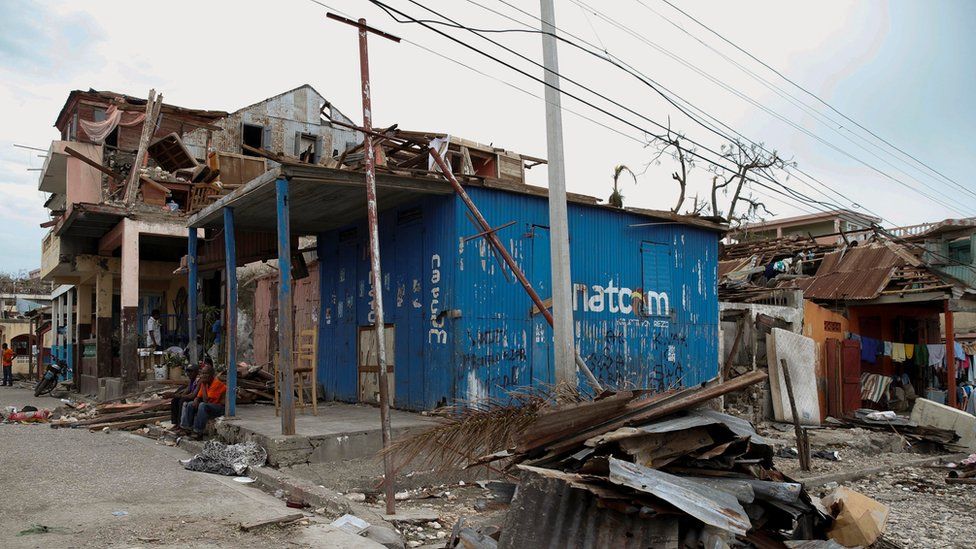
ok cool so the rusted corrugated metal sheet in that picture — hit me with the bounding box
[499,467,680,549]
[718,257,751,279]
[252,261,320,369]
[253,277,274,369]
[795,244,904,300]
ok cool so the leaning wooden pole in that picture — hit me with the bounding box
[781,359,810,471]
[428,148,603,393]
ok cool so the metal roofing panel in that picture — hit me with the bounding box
[500,467,680,549]
[607,458,752,535]
[795,267,894,300]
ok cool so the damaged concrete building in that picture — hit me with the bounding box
[720,216,976,429]
[36,86,360,397]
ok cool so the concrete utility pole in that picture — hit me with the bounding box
[540,0,576,387]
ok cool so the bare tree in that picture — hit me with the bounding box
[710,140,791,224]
[608,164,636,208]
[647,122,695,213]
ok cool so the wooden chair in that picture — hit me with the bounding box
[273,329,318,416]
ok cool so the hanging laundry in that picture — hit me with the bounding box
[860,337,881,364]
[915,342,929,367]
[905,343,914,360]
[883,341,892,357]
[955,341,965,360]
[963,342,976,356]
[927,344,946,368]
[860,373,893,403]
[891,343,906,362]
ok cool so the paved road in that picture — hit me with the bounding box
[0,387,380,548]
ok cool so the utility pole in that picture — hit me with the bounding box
[540,0,576,387]
[327,12,401,515]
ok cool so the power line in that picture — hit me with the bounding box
[633,0,976,204]
[373,0,891,225]
[566,0,973,217]
[467,0,891,224]
[654,0,973,199]
[313,1,975,274]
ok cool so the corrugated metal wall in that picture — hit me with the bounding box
[253,265,320,370]
[455,187,719,402]
[254,186,718,411]
[315,195,456,410]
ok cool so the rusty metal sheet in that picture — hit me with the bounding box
[500,466,680,549]
[792,244,908,300]
[607,457,752,535]
[793,267,894,300]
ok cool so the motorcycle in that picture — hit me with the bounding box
[34,360,65,397]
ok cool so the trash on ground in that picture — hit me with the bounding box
[821,486,889,547]
[233,476,256,483]
[331,514,370,535]
[17,524,69,536]
[182,440,267,476]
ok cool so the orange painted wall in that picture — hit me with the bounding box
[803,300,849,420]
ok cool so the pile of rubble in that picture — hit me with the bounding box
[50,397,171,431]
[391,371,899,548]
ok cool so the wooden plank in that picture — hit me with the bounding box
[86,414,169,431]
[239,513,305,531]
[64,145,123,182]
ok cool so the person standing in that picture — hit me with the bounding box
[146,309,162,351]
[1,343,13,386]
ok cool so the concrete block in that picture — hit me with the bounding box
[365,525,405,549]
[101,377,123,401]
[910,397,976,450]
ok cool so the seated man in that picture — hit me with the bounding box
[180,363,226,439]
[169,359,205,428]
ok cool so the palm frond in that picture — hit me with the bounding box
[379,383,588,473]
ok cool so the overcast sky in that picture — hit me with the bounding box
[0,0,973,273]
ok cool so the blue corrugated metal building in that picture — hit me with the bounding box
[189,162,724,413]
[313,185,722,410]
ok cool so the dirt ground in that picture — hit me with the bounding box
[760,422,975,549]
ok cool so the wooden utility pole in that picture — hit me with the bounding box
[327,12,401,516]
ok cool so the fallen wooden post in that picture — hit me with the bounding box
[781,358,811,471]
[86,414,169,431]
[239,513,306,532]
[945,477,976,485]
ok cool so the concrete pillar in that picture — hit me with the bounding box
[52,295,60,363]
[76,284,93,340]
[66,288,74,382]
[120,220,140,390]
[95,271,113,378]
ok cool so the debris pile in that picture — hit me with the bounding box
[393,371,893,547]
[182,440,267,476]
[234,363,275,404]
[945,452,976,484]
[50,398,170,431]
[829,409,960,450]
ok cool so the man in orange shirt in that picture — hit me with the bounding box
[179,364,226,439]
[2,343,14,386]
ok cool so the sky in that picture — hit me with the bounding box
[0,0,973,273]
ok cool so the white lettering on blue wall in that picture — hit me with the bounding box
[573,280,670,316]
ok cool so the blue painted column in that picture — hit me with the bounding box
[316,233,328,400]
[276,178,296,435]
[223,208,238,417]
[187,228,198,367]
